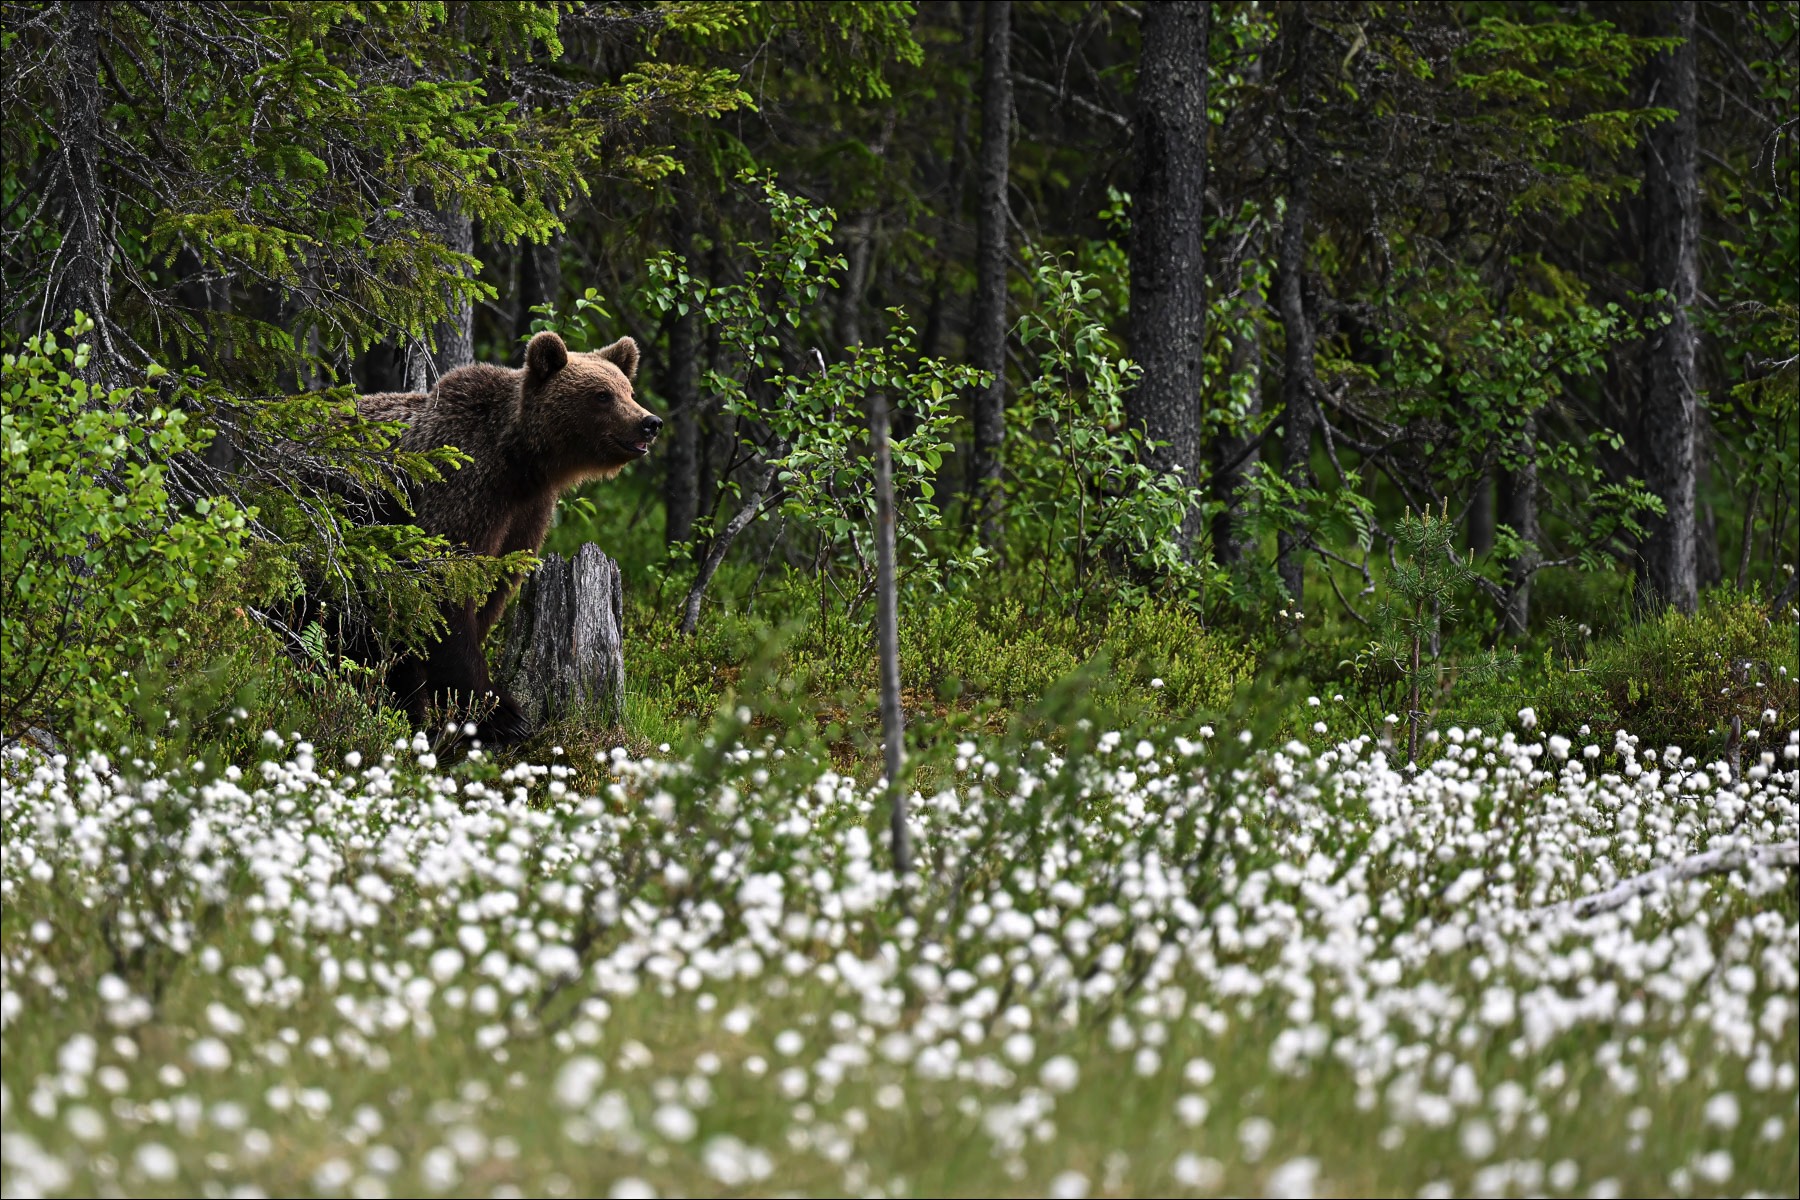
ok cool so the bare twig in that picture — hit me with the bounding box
[679,462,781,636]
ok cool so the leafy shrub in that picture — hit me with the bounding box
[1,324,250,736]
[632,173,985,598]
[1533,590,1798,753]
[76,571,411,772]
[1008,254,1206,609]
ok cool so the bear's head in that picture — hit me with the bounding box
[520,330,662,484]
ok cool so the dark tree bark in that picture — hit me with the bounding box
[837,211,875,352]
[1498,417,1539,638]
[1274,118,1317,604]
[409,200,474,389]
[1210,43,1267,573]
[1127,0,1210,556]
[1468,470,1496,559]
[1212,258,1263,569]
[663,184,702,546]
[969,0,1013,553]
[1636,1,1701,615]
[515,237,562,348]
[50,0,114,377]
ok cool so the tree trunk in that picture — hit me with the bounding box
[871,394,911,882]
[1498,415,1539,638]
[682,463,780,635]
[1274,119,1317,604]
[1127,0,1210,557]
[1211,40,1266,572]
[838,211,875,352]
[1212,257,1263,569]
[969,0,1013,554]
[437,203,476,377]
[664,184,702,546]
[52,0,113,376]
[406,198,474,390]
[1697,499,1721,590]
[694,234,732,542]
[1468,469,1496,558]
[1636,1,1701,615]
[516,236,562,348]
[498,544,625,728]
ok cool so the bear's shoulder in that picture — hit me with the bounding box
[434,363,519,413]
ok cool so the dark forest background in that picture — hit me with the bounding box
[3,0,1795,763]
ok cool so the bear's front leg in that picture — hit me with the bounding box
[420,600,536,748]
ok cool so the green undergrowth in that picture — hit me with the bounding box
[46,476,1796,785]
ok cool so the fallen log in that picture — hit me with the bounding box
[1533,840,1799,922]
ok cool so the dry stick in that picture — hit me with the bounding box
[679,462,780,636]
[871,393,913,887]
[1530,840,1799,923]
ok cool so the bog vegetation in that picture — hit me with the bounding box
[1,2,1796,1197]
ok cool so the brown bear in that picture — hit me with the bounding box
[356,330,660,745]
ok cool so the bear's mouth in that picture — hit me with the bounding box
[629,438,654,457]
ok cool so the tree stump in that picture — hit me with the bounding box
[498,543,625,728]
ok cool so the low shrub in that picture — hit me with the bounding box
[1533,589,1798,753]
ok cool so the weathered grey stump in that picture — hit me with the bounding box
[498,543,625,728]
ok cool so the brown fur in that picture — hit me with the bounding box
[358,331,659,744]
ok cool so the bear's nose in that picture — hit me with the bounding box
[639,414,664,439]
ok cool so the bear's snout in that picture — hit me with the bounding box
[638,413,663,441]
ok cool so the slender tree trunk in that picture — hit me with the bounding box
[681,464,780,635]
[1211,42,1267,572]
[664,184,702,545]
[871,394,911,883]
[430,202,475,382]
[969,0,1013,554]
[516,237,562,348]
[1735,481,1760,591]
[1468,470,1496,558]
[1498,416,1539,638]
[1636,1,1701,615]
[52,0,113,377]
[695,236,731,544]
[1275,119,1317,604]
[1212,258,1263,569]
[1128,0,1210,556]
[405,198,473,390]
[838,212,875,352]
[1697,499,1721,590]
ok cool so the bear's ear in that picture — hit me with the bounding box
[525,331,569,383]
[596,336,640,382]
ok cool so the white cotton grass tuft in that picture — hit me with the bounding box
[0,707,1795,1197]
